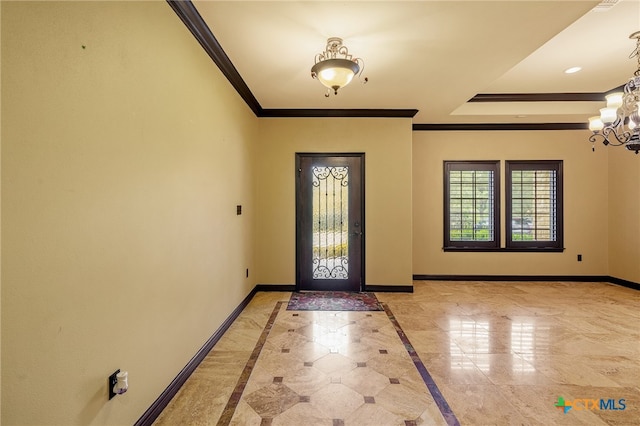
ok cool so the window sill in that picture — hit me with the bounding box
[443,247,565,253]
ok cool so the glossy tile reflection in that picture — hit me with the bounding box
[154,282,639,425]
[379,281,640,426]
[226,305,449,425]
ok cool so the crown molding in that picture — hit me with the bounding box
[413,123,588,131]
[167,0,262,115]
[260,109,418,118]
[469,85,624,103]
[469,93,604,102]
[167,1,418,120]
[168,0,603,129]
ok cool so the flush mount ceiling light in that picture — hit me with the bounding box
[311,37,367,97]
[588,31,640,154]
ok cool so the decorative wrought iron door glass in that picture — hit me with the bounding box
[312,166,349,279]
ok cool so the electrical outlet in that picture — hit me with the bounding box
[108,369,120,400]
[577,254,582,262]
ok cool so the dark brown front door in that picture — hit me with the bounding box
[296,153,364,291]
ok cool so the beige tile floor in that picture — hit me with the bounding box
[154,281,640,425]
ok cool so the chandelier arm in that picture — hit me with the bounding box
[602,126,631,146]
[588,133,604,144]
[589,133,606,151]
[589,133,606,152]
[336,45,351,60]
[630,44,640,61]
[624,79,637,95]
[355,58,367,84]
[630,33,640,76]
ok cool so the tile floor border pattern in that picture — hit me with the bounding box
[381,303,460,426]
[216,299,460,425]
[217,301,284,425]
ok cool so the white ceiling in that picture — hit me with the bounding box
[190,0,640,125]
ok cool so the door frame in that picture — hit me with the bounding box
[295,152,366,292]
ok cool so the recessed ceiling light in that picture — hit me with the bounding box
[564,66,582,74]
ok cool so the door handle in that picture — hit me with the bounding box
[351,231,363,237]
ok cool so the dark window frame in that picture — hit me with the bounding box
[506,160,564,250]
[443,161,500,250]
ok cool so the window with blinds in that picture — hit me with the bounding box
[444,161,500,249]
[506,161,563,249]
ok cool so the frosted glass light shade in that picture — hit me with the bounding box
[600,107,618,124]
[605,92,624,109]
[312,59,360,93]
[588,116,604,131]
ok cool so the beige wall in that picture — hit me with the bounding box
[1,2,257,425]
[608,145,640,283]
[413,130,610,276]
[255,118,413,287]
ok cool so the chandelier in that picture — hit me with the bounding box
[311,37,367,97]
[588,31,640,154]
